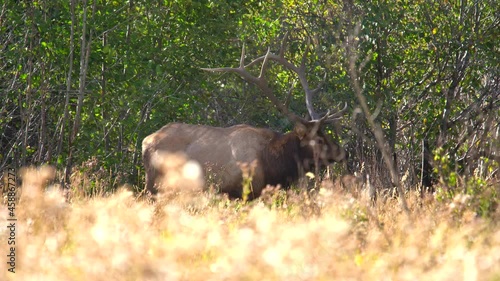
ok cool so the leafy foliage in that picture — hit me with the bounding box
[0,0,498,194]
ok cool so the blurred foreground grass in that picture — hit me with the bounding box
[1,166,499,281]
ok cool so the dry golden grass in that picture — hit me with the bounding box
[1,166,499,281]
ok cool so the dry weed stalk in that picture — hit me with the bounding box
[0,167,498,280]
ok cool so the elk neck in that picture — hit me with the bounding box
[259,131,312,187]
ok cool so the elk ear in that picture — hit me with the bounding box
[294,123,308,140]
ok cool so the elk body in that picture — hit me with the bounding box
[142,36,348,199]
[142,121,346,199]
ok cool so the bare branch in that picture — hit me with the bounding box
[239,44,246,68]
[344,21,410,216]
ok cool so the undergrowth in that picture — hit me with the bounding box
[0,166,499,281]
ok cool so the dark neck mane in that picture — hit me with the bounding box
[259,132,305,188]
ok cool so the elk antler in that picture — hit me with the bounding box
[316,102,349,123]
[201,45,304,124]
[202,35,347,125]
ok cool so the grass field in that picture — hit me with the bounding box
[1,166,499,281]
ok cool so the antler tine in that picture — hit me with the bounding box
[202,44,247,73]
[333,102,349,117]
[284,79,297,108]
[274,35,323,121]
[278,31,290,58]
[258,48,272,79]
[257,35,320,121]
[299,37,311,72]
[239,44,246,68]
[201,44,304,125]
[318,102,348,123]
[310,72,327,96]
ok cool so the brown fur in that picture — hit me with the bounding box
[142,122,346,199]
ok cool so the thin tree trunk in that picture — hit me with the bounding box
[101,32,109,153]
[38,85,47,163]
[65,0,95,186]
[21,3,37,167]
[123,0,133,75]
[58,0,76,163]
[344,22,410,216]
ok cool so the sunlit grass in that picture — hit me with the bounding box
[1,166,499,280]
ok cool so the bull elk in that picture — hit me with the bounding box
[142,36,348,199]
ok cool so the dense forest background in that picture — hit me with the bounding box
[1,0,498,194]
